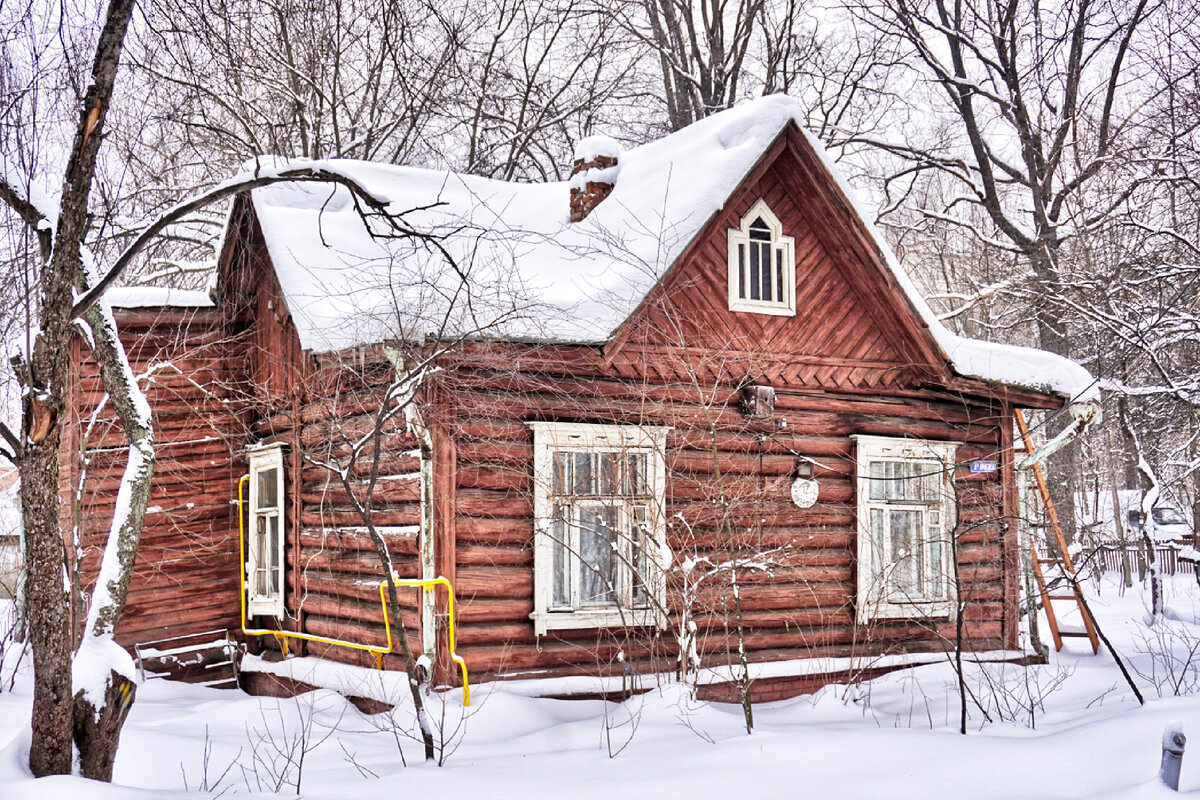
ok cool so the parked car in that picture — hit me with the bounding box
[1128,505,1195,545]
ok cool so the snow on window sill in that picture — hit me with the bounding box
[530,607,665,637]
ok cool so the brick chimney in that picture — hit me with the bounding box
[569,135,622,222]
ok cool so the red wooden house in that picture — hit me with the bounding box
[69,96,1097,698]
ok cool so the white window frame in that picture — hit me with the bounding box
[247,443,286,618]
[853,435,958,622]
[528,422,670,636]
[727,198,796,316]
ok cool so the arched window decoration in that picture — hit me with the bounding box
[727,199,796,315]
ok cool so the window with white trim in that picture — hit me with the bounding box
[727,199,796,316]
[853,436,957,621]
[247,443,286,618]
[528,422,669,635]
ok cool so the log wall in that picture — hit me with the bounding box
[72,316,1018,683]
[69,308,251,648]
[272,351,425,670]
[428,341,1015,682]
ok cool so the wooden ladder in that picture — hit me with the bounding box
[1015,409,1100,654]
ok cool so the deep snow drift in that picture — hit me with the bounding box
[1,574,1199,799]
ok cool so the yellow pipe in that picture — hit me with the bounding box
[238,475,470,704]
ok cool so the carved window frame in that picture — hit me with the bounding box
[247,443,286,619]
[853,435,958,622]
[528,422,669,636]
[727,199,796,316]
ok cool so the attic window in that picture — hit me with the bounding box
[727,199,795,316]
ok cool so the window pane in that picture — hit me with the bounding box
[900,463,914,498]
[268,515,280,595]
[868,461,891,501]
[888,509,922,600]
[869,460,940,503]
[903,466,923,501]
[625,454,647,496]
[738,244,746,299]
[923,469,941,503]
[632,506,649,606]
[870,507,885,566]
[257,468,278,509]
[598,453,617,496]
[254,515,269,596]
[552,508,569,607]
[749,242,761,300]
[573,453,593,495]
[253,514,279,598]
[553,452,569,496]
[775,248,784,303]
[759,243,772,301]
[578,506,617,606]
[928,515,945,600]
[749,218,771,240]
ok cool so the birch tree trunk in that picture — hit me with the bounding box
[68,294,156,780]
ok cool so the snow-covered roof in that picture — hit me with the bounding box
[246,99,803,351]
[118,95,1097,404]
[104,287,215,309]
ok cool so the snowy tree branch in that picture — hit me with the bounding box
[71,164,406,319]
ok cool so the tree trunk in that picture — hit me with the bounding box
[1109,470,1132,588]
[1027,247,1080,546]
[21,0,137,776]
[64,297,157,779]
[79,299,156,639]
[22,433,73,777]
[382,576,436,761]
[72,670,136,782]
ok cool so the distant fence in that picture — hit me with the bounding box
[1096,546,1195,576]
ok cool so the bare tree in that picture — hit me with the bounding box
[0,0,462,772]
[852,0,1183,544]
[859,0,1159,355]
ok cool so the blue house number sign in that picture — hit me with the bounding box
[970,460,998,473]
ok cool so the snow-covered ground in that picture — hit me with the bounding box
[2,575,1200,798]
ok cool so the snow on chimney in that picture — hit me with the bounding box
[569,135,622,222]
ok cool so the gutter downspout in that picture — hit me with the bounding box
[404,388,438,664]
[382,345,439,664]
[1015,400,1101,660]
[412,410,437,663]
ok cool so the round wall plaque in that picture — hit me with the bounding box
[790,477,818,508]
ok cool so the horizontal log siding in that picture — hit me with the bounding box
[288,352,424,661]
[71,309,250,649]
[441,344,1010,681]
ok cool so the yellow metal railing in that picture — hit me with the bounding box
[238,475,470,705]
